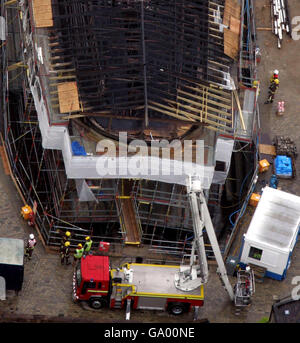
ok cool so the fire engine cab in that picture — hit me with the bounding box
[72,254,204,316]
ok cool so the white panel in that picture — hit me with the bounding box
[212,137,234,184]
[0,16,6,41]
[0,238,24,266]
[245,187,300,252]
[30,74,215,188]
[0,276,6,301]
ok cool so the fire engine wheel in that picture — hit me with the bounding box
[168,303,186,316]
[89,298,106,310]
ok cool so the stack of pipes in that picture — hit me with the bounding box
[271,0,291,48]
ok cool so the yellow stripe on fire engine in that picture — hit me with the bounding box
[111,283,137,292]
[87,290,108,294]
[117,263,179,270]
[129,290,204,300]
[127,263,180,269]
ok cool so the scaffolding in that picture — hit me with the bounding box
[0,0,259,262]
[30,0,235,139]
[238,0,258,88]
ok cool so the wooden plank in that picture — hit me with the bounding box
[205,125,232,134]
[259,144,276,156]
[166,98,232,124]
[180,85,232,108]
[32,0,53,28]
[223,0,241,60]
[0,146,10,175]
[223,0,241,26]
[149,103,231,131]
[230,16,241,35]
[57,81,80,114]
[148,105,195,122]
[177,90,232,118]
[224,28,239,60]
[120,198,141,245]
[257,27,272,31]
[182,84,232,103]
[233,90,246,131]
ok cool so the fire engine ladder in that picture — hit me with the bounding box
[175,176,234,302]
[116,194,142,245]
[111,282,134,320]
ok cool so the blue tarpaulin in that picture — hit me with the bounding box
[275,155,292,178]
[71,141,87,156]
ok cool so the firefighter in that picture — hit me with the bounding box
[83,236,93,256]
[24,233,37,260]
[265,78,279,104]
[73,243,84,266]
[58,230,71,250]
[60,241,71,265]
[270,69,279,83]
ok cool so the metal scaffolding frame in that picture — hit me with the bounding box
[238,0,257,88]
[35,0,235,141]
[0,0,259,261]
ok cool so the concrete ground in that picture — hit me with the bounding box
[1,0,300,325]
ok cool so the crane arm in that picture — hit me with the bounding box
[175,175,234,302]
[198,189,234,301]
[188,190,209,284]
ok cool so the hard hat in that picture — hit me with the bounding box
[65,241,70,247]
[274,78,279,84]
[273,69,279,75]
[29,234,34,240]
[78,243,82,248]
[65,231,71,237]
[85,236,90,241]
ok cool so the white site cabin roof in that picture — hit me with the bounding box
[245,187,300,253]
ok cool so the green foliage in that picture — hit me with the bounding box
[258,316,269,323]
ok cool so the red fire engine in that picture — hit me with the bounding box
[72,254,204,316]
[72,176,254,318]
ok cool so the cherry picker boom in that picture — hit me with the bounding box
[175,175,235,300]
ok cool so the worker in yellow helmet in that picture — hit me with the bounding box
[265,78,279,104]
[83,236,93,256]
[60,241,71,265]
[57,229,72,250]
[270,69,279,83]
[73,243,84,266]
